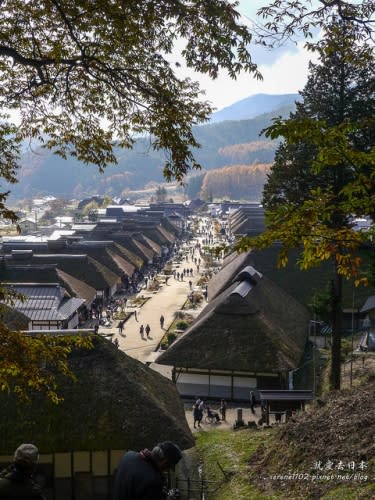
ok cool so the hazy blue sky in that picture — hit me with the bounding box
[177,1,318,111]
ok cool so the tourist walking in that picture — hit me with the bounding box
[193,404,201,429]
[160,315,165,329]
[250,391,256,414]
[145,324,151,338]
[139,324,144,337]
[118,321,124,335]
[220,399,227,421]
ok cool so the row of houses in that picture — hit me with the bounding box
[0,202,197,499]
[0,204,189,330]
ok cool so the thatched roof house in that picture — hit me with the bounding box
[0,336,193,498]
[157,265,310,400]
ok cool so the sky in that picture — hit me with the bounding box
[178,0,318,111]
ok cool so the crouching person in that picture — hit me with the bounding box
[113,441,182,499]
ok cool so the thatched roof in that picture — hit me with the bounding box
[56,269,97,305]
[112,239,145,269]
[157,267,310,373]
[132,237,154,263]
[142,235,162,255]
[156,225,176,244]
[1,253,119,290]
[108,248,135,277]
[0,336,194,454]
[0,265,96,306]
[107,234,148,268]
[66,242,131,277]
[208,250,254,301]
[141,227,174,247]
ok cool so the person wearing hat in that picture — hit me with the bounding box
[0,443,46,499]
[112,441,182,500]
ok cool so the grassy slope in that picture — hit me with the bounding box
[193,368,375,499]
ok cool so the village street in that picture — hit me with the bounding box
[97,220,259,431]
[98,238,205,369]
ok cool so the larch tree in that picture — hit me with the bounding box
[238,19,375,390]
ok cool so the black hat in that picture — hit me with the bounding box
[159,441,182,469]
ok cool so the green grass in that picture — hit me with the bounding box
[194,427,280,500]
[192,428,375,500]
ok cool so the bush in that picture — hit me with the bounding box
[175,320,189,331]
[167,332,177,345]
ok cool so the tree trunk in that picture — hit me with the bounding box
[330,266,342,390]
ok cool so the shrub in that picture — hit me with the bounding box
[175,320,189,331]
[167,332,177,345]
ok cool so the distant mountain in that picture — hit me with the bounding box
[8,95,300,201]
[210,93,301,123]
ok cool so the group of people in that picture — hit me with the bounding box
[192,398,227,428]
[139,324,151,338]
[1,441,183,500]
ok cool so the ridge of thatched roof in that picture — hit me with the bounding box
[56,268,97,304]
[157,271,310,373]
[0,336,194,454]
[66,242,127,277]
[132,237,154,262]
[107,248,135,277]
[113,240,144,269]
[157,225,176,244]
[161,217,180,236]
[208,250,254,301]
[142,235,161,255]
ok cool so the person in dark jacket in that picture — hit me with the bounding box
[112,441,182,500]
[0,443,46,500]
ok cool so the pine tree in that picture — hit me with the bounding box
[240,20,375,390]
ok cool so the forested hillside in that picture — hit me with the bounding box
[9,98,295,200]
[197,163,270,201]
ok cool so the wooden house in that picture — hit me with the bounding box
[156,265,310,400]
[0,337,193,500]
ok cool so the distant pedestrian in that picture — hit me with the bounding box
[160,315,165,329]
[145,324,151,338]
[134,310,138,322]
[139,324,144,337]
[198,400,204,425]
[193,404,201,429]
[118,321,124,335]
[250,391,256,414]
[189,280,192,289]
[114,338,119,348]
[220,399,227,421]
